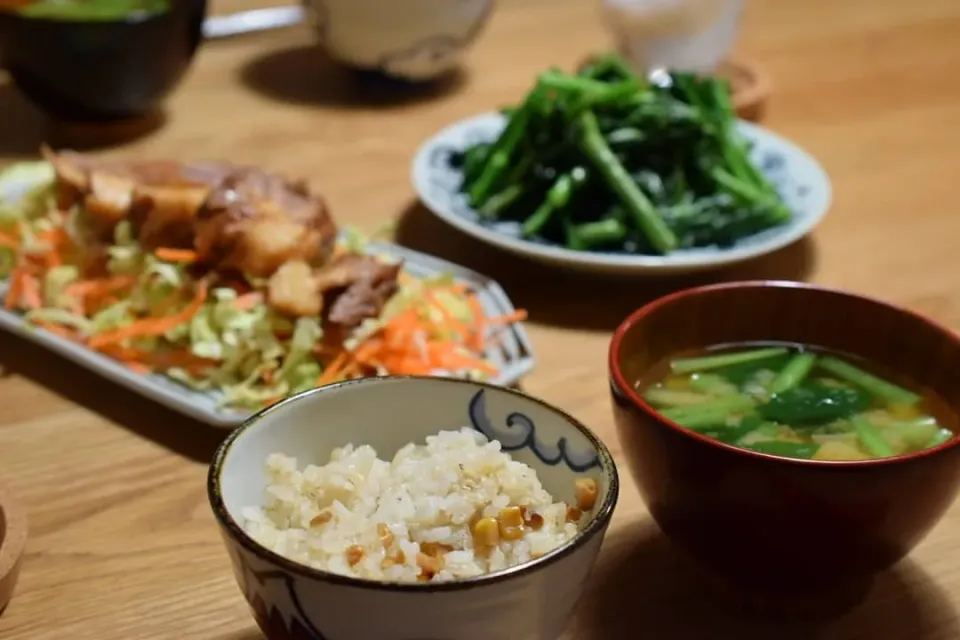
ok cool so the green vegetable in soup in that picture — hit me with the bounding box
[669,347,788,375]
[817,356,920,406]
[17,0,169,20]
[701,414,771,445]
[660,395,755,430]
[713,353,792,387]
[885,417,939,450]
[852,417,895,458]
[758,382,871,426]
[929,428,954,448]
[643,387,712,408]
[643,343,955,461]
[688,372,739,396]
[769,352,817,394]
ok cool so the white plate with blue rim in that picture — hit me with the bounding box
[0,161,536,429]
[411,111,832,276]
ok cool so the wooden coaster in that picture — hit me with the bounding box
[716,57,772,122]
[0,476,27,616]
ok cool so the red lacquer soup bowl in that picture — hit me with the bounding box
[608,280,960,593]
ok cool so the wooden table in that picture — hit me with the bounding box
[2,0,960,637]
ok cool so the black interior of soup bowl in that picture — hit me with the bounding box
[0,0,206,121]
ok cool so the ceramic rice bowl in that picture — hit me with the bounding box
[208,376,619,640]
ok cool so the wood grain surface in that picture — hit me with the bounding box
[1,0,960,638]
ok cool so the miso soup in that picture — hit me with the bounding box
[13,0,170,21]
[640,343,956,460]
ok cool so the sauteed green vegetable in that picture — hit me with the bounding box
[453,53,790,255]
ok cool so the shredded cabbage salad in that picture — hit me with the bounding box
[0,162,527,410]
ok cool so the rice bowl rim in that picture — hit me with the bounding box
[208,375,620,592]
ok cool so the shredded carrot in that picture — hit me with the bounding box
[316,351,351,386]
[340,362,362,378]
[65,275,136,299]
[154,248,199,263]
[125,361,153,375]
[87,280,209,349]
[426,341,498,374]
[486,309,528,325]
[383,310,421,351]
[32,319,77,340]
[351,337,385,364]
[466,294,485,351]
[4,266,28,309]
[64,275,137,316]
[44,251,62,269]
[19,273,42,309]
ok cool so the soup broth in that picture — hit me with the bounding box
[11,0,169,21]
[640,343,956,460]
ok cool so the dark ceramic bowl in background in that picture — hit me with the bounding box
[0,0,206,122]
[608,280,960,595]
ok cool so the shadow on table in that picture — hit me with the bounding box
[0,332,225,464]
[572,520,959,640]
[220,631,263,640]
[238,44,467,109]
[0,78,47,157]
[0,76,168,154]
[394,201,817,334]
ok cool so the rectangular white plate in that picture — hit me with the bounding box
[0,242,535,428]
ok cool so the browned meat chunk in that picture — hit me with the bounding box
[42,149,338,274]
[267,260,323,318]
[266,254,402,328]
[43,146,235,247]
[43,146,91,210]
[84,169,138,233]
[322,255,403,329]
[128,160,237,249]
[193,168,337,278]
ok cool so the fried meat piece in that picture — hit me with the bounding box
[267,260,323,318]
[193,168,337,279]
[322,254,403,329]
[266,254,402,328]
[43,148,339,278]
[43,146,234,247]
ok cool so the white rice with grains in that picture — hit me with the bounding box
[241,427,590,583]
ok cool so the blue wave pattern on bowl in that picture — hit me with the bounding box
[468,389,601,472]
[235,557,331,639]
[421,116,813,256]
[238,549,467,639]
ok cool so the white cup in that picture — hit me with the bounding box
[304,0,494,81]
[600,0,744,73]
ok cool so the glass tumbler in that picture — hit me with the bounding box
[599,0,745,74]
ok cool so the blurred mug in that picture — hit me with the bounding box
[600,0,744,73]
